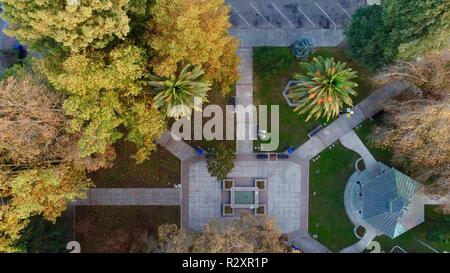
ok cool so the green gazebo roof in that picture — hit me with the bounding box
[362,168,425,238]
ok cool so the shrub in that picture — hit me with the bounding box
[13,215,70,253]
[206,143,236,180]
[345,5,394,70]
[292,38,313,61]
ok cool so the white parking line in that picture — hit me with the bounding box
[297,5,316,27]
[271,3,295,28]
[315,2,337,27]
[229,3,251,27]
[248,1,272,26]
[336,2,352,20]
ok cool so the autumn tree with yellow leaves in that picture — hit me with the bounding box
[0,0,130,52]
[39,45,166,163]
[135,215,291,253]
[148,0,239,94]
[0,0,240,252]
[371,51,450,214]
[0,69,102,252]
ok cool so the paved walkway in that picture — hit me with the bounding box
[232,28,345,47]
[157,130,197,160]
[340,229,377,253]
[290,234,332,253]
[292,80,414,161]
[74,188,181,206]
[187,158,303,233]
[236,48,256,154]
[340,130,377,168]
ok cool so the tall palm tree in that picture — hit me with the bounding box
[289,56,358,121]
[150,65,211,120]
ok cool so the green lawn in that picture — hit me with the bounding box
[253,47,375,152]
[90,141,180,188]
[73,206,180,253]
[307,120,449,253]
[186,87,236,153]
[308,142,360,252]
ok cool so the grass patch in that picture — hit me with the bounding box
[90,141,180,188]
[253,47,375,151]
[73,206,180,253]
[355,119,393,165]
[374,207,450,253]
[309,142,359,252]
[187,88,236,153]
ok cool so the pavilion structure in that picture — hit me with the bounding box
[347,162,426,238]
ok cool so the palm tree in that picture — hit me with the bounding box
[289,56,358,121]
[150,65,211,120]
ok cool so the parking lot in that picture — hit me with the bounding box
[226,0,366,29]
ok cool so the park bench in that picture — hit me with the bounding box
[256,154,269,160]
[307,124,323,138]
[277,154,289,160]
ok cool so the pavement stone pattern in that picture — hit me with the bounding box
[74,188,181,206]
[188,161,222,231]
[188,159,302,234]
[339,130,377,168]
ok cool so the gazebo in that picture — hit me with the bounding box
[349,163,426,239]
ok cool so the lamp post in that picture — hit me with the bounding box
[339,107,354,118]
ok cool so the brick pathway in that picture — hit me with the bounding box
[74,188,181,206]
[186,158,303,233]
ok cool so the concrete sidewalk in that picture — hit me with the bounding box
[231,28,345,47]
[290,234,332,253]
[292,80,415,161]
[340,130,377,169]
[157,131,197,161]
[340,229,377,253]
[236,48,256,154]
[74,188,181,206]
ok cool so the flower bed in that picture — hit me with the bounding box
[223,204,234,216]
[255,179,266,190]
[223,179,234,190]
[255,205,266,216]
